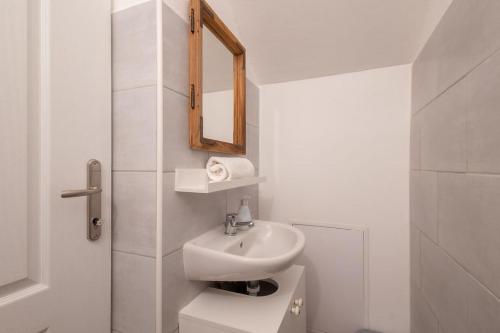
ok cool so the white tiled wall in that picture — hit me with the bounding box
[112,2,260,332]
[411,0,500,331]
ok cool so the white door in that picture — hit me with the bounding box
[0,0,111,332]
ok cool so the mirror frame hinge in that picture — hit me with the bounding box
[190,84,196,109]
[190,9,195,33]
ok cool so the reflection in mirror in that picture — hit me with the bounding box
[202,27,234,143]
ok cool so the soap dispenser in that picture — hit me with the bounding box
[237,195,253,227]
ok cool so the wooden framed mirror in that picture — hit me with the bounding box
[189,0,246,154]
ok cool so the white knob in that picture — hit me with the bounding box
[294,298,303,307]
[290,305,301,316]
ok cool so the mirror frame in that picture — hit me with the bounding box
[189,0,246,155]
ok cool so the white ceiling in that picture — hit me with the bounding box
[209,0,452,84]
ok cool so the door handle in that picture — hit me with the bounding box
[61,187,102,198]
[61,159,103,241]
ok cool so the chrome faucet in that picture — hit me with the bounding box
[224,213,254,236]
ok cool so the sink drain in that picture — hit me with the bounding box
[246,280,260,296]
[215,279,278,296]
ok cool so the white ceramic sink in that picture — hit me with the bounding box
[183,220,305,281]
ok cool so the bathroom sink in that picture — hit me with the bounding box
[183,220,305,281]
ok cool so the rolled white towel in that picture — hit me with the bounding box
[206,157,255,182]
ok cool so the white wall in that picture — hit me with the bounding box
[260,64,411,333]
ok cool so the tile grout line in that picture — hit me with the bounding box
[413,45,500,115]
[113,169,157,173]
[412,240,440,332]
[162,247,182,258]
[113,249,156,259]
[113,83,158,94]
[163,84,189,98]
[417,228,423,290]
[418,169,500,177]
[111,0,153,14]
[435,173,440,245]
[155,0,164,332]
[419,231,500,304]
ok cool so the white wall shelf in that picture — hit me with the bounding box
[175,168,266,193]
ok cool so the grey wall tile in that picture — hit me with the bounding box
[420,80,467,172]
[412,3,500,333]
[466,50,500,174]
[411,285,438,333]
[422,281,500,333]
[410,171,438,241]
[411,38,440,114]
[246,79,260,127]
[467,281,500,333]
[113,86,157,171]
[163,88,208,172]
[113,172,157,257]
[410,113,421,170]
[226,185,259,218]
[163,4,189,96]
[438,173,500,299]
[112,1,157,91]
[163,250,210,333]
[412,0,500,112]
[246,124,259,168]
[112,4,158,333]
[420,235,470,333]
[162,173,226,255]
[112,251,156,333]
[410,224,421,288]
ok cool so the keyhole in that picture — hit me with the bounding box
[92,217,102,226]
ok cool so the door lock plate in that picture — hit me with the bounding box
[87,159,102,241]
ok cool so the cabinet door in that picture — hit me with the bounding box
[180,319,229,333]
[278,271,307,333]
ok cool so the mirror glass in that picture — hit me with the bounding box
[202,27,234,143]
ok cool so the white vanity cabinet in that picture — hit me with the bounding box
[179,265,306,333]
[277,267,306,333]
